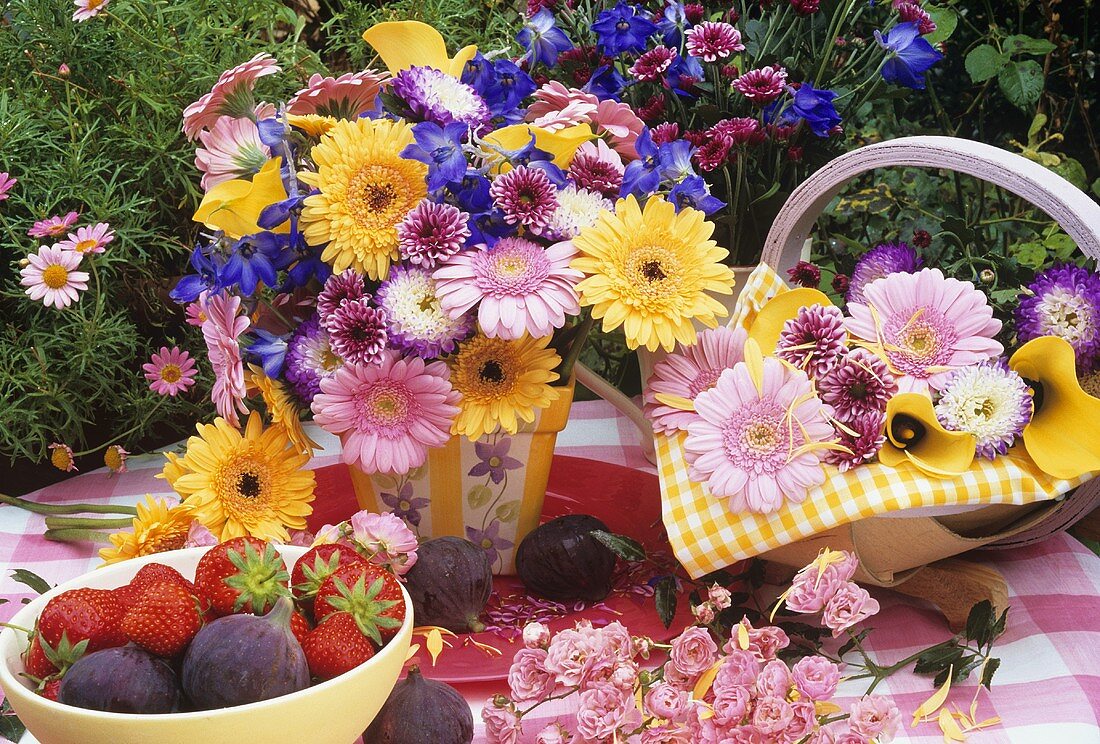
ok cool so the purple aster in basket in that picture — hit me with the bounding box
[391,66,491,129]
[825,411,887,472]
[935,359,1033,459]
[396,199,471,268]
[316,269,368,332]
[380,482,430,527]
[284,316,342,403]
[376,265,473,358]
[817,347,898,418]
[1015,263,1100,370]
[327,297,389,366]
[469,437,523,484]
[775,304,848,379]
[846,241,923,305]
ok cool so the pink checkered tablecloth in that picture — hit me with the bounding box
[3,400,1100,743]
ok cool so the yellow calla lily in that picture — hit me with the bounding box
[361,21,477,78]
[483,123,597,171]
[879,393,976,477]
[746,287,834,356]
[193,158,289,240]
[1009,336,1100,479]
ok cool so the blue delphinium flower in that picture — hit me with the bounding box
[222,232,291,295]
[875,22,943,90]
[658,1,688,47]
[517,9,574,67]
[461,52,496,91]
[401,121,469,190]
[583,64,628,100]
[670,175,725,215]
[785,83,842,136]
[247,329,288,378]
[282,236,331,291]
[664,52,705,97]
[170,242,224,303]
[656,139,697,183]
[591,2,658,55]
[620,128,662,197]
[489,59,538,117]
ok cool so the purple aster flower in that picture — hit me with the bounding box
[591,2,658,56]
[327,297,389,366]
[817,348,898,417]
[467,519,514,567]
[285,316,342,403]
[489,166,559,232]
[825,411,886,471]
[469,437,523,484]
[401,121,469,191]
[396,199,471,268]
[776,304,849,379]
[669,174,725,215]
[875,22,943,90]
[1015,263,1100,369]
[391,66,491,128]
[935,359,1033,459]
[376,265,473,358]
[847,241,923,304]
[380,482,430,527]
[317,269,368,331]
[517,8,574,67]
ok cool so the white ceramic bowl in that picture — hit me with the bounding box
[0,545,412,744]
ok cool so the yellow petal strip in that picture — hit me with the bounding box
[939,707,968,742]
[744,338,765,395]
[912,668,953,726]
[426,628,445,666]
[405,643,420,662]
[737,622,751,650]
[654,392,697,411]
[692,659,724,701]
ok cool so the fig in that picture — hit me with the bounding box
[516,514,617,603]
[403,537,492,633]
[181,596,310,709]
[363,665,473,744]
[58,645,181,714]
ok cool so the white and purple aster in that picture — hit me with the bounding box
[317,269,368,331]
[540,184,614,240]
[396,199,471,268]
[847,241,922,305]
[285,316,343,403]
[817,348,898,418]
[1015,263,1100,370]
[376,265,473,358]
[391,66,491,129]
[825,411,887,472]
[775,304,848,379]
[934,359,1033,459]
[327,297,389,366]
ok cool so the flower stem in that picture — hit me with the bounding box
[0,493,138,516]
[44,516,134,530]
[43,528,114,544]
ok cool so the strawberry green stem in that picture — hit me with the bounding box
[0,493,138,516]
[0,622,34,635]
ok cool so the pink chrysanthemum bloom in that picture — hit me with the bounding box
[846,268,1003,394]
[525,81,599,123]
[28,211,79,239]
[896,1,936,34]
[490,166,559,233]
[686,22,745,62]
[589,100,645,159]
[194,116,271,190]
[790,0,821,14]
[644,326,748,435]
[568,139,625,199]
[732,66,789,104]
[0,172,15,201]
[182,53,281,140]
[825,411,886,471]
[72,0,108,22]
[311,351,460,475]
[56,222,115,255]
[694,134,732,172]
[776,304,848,379]
[396,199,471,268]
[316,269,368,331]
[684,356,835,513]
[287,71,387,120]
[817,348,897,418]
[201,292,250,427]
[650,122,681,146]
[143,346,198,397]
[327,297,389,366]
[715,118,764,144]
[433,237,582,340]
[20,245,89,308]
[630,46,678,82]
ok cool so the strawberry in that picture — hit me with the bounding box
[131,563,196,594]
[21,635,59,680]
[290,544,366,611]
[313,563,405,645]
[36,588,127,664]
[111,583,145,613]
[194,536,290,616]
[301,612,377,680]
[39,678,62,701]
[122,581,204,658]
[290,609,312,647]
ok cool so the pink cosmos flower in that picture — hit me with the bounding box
[644,326,748,435]
[630,46,678,82]
[568,139,625,198]
[311,351,460,475]
[20,245,89,308]
[792,655,840,700]
[526,81,599,122]
[0,172,15,201]
[482,702,523,744]
[143,346,198,397]
[56,222,115,255]
[589,100,645,159]
[396,200,470,268]
[733,66,789,104]
[685,358,835,514]
[182,53,281,140]
[28,211,79,239]
[201,292,250,428]
[433,237,582,340]
[287,70,388,119]
[669,626,719,677]
[849,695,901,742]
[72,0,108,22]
[490,166,559,232]
[845,268,1003,393]
[348,510,419,574]
[686,22,745,62]
[823,582,880,636]
[508,648,557,701]
[195,116,271,190]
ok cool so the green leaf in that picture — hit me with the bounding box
[1028,113,1048,141]
[495,501,521,523]
[1092,178,1100,199]
[1044,231,1078,260]
[914,644,964,674]
[466,485,493,509]
[980,657,1001,688]
[10,569,52,595]
[1051,157,1089,191]
[742,19,768,56]
[655,576,678,629]
[965,600,994,644]
[1010,241,1047,269]
[924,5,958,44]
[590,531,647,562]
[965,45,1009,83]
[998,60,1045,110]
[1004,34,1057,56]
[0,700,27,743]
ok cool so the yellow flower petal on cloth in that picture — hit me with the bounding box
[484,123,596,170]
[1009,336,1100,479]
[911,667,952,726]
[746,287,834,356]
[193,158,289,240]
[361,20,476,77]
[880,393,976,477]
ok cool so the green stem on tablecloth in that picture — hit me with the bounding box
[44,516,134,530]
[43,528,114,544]
[0,493,138,516]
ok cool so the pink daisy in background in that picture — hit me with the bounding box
[845,268,1003,394]
[182,53,281,140]
[433,237,582,340]
[0,172,15,201]
[201,292,250,427]
[311,351,460,475]
[685,21,745,62]
[72,0,108,22]
[644,326,748,435]
[490,166,560,233]
[56,222,115,254]
[568,139,625,198]
[143,346,198,396]
[195,117,271,190]
[588,100,644,159]
[28,211,79,239]
[326,297,389,365]
[20,245,90,308]
[525,82,598,122]
[287,70,388,120]
[732,66,789,104]
[396,200,470,268]
[185,299,207,326]
[684,355,835,514]
[528,98,598,131]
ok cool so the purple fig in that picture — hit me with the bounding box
[58,645,181,713]
[364,666,473,743]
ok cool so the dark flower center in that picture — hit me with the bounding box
[616,19,630,31]
[890,415,924,448]
[363,183,396,211]
[641,260,667,282]
[238,471,261,498]
[480,360,506,384]
[848,382,868,399]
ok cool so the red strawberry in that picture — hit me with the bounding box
[302,612,377,680]
[313,563,405,645]
[22,635,59,680]
[39,678,62,701]
[131,563,196,594]
[36,588,127,664]
[194,537,290,616]
[111,583,145,613]
[290,544,366,610]
[122,581,204,657]
[290,609,312,647]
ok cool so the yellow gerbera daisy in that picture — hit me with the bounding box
[287,113,338,138]
[158,450,189,491]
[246,364,319,456]
[99,495,194,565]
[571,195,736,352]
[451,333,561,439]
[171,412,316,542]
[299,118,428,280]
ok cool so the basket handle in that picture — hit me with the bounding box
[762,135,1100,271]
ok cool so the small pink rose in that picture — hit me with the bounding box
[523,621,551,649]
[535,722,572,744]
[482,701,523,744]
[644,683,690,721]
[507,648,556,702]
[693,602,717,624]
[670,626,719,677]
[712,685,750,726]
[849,694,900,742]
[575,684,636,741]
[823,583,880,637]
[755,659,793,698]
[791,655,840,700]
[721,724,767,743]
[752,695,795,735]
[183,520,218,548]
[713,648,761,695]
[786,701,817,741]
[708,583,733,609]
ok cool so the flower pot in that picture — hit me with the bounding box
[345,379,576,574]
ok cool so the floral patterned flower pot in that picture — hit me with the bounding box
[345,379,575,574]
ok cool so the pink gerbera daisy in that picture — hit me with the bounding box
[194,116,271,190]
[20,245,89,308]
[686,22,745,62]
[490,166,559,233]
[311,351,460,475]
[396,200,470,268]
[28,211,79,239]
[56,222,115,255]
[433,237,582,340]
[732,66,788,104]
[589,100,645,159]
[684,356,835,514]
[644,326,748,435]
[0,172,16,201]
[72,0,108,21]
[287,70,388,120]
[182,53,281,140]
[845,268,1003,394]
[143,346,198,397]
[525,82,598,123]
[201,293,250,427]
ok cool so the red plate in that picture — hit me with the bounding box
[310,456,692,683]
